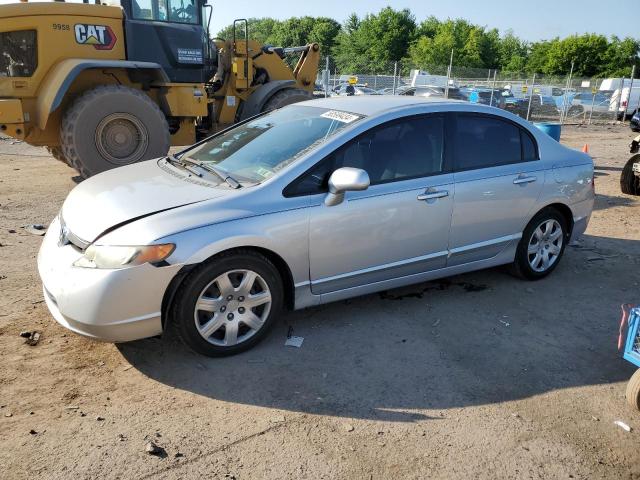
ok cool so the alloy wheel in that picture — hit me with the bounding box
[194,269,272,346]
[527,219,563,273]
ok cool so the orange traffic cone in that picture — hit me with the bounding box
[582,144,589,154]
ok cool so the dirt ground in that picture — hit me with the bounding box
[0,124,639,480]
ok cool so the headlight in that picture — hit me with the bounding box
[73,244,175,269]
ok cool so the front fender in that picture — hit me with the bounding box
[34,58,168,130]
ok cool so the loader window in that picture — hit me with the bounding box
[0,30,37,78]
[132,0,167,21]
[168,0,198,23]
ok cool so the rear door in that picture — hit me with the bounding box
[447,113,544,266]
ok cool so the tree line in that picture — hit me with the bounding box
[217,7,639,78]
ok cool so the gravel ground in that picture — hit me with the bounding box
[0,125,639,479]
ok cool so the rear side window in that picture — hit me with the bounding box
[452,114,537,170]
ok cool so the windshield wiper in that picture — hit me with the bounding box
[165,155,204,177]
[179,156,242,189]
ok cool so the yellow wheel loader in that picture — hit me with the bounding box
[0,0,320,177]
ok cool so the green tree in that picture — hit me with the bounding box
[333,7,416,73]
[216,18,279,44]
[271,16,341,51]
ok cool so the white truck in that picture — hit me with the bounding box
[599,78,640,118]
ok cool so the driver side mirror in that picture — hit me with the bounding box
[324,167,370,206]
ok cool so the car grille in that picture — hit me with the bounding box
[0,30,37,77]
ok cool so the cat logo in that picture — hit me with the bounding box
[74,24,116,50]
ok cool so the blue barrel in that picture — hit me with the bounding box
[534,122,561,141]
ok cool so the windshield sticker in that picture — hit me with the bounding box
[321,110,360,124]
[256,167,273,179]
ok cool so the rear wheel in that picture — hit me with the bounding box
[46,146,71,167]
[621,154,640,196]
[60,85,170,178]
[511,208,568,280]
[626,369,640,411]
[262,88,314,112]
[173,250,283,357]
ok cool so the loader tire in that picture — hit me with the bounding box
[46,146,71,167]
[60,85,170,179]
[262,88,314,112]
[621,154,640,196]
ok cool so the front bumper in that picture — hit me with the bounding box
[0,98,26,140]
[37,216,182,342]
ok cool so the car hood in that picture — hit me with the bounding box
[60,159,233,243]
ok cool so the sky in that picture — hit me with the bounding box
[0,0,635,42]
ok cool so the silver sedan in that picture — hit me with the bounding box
[37,96,595,356]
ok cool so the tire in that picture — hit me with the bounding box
[60,85,170,178]
[46,146,71,167]
[172,250,284,357]
[626,369,640,411]
[511,208,568,280]
[262,88,314,112]
[621,154,640,196]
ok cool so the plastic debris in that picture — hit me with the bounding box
[22,224,47,236]
[23,331,41,346]
[614,420,632,432]
[285,326,304,348]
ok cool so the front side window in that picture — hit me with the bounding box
[285,115,445,196]
[184,106,364,183]
[452,114,535,170]
[132,0,167,20]
[133,0,196,22]
[0,30,37,77]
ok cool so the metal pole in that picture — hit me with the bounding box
[615,77,626,122]
[445,48,453,99]
[526,73,536,121]
[561,61,574,125]
[489,70,497,106]
[324,56,329,98]
[588,88,596,125]
[392,62,398,95]
[623,64,636,123]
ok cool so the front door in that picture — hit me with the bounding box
[303,114,454,295]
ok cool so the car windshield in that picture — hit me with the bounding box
[183,106,364,183]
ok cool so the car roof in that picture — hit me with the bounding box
[296,95,463,116]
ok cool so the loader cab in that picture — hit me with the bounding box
[119,0,215,83]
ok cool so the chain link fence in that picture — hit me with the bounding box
[316,56,635,125]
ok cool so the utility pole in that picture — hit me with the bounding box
[445,48,454,99]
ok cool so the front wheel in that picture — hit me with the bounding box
[172,251,283,357]
[511,208,568,280]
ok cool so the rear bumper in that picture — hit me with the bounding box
[0,98,26,139]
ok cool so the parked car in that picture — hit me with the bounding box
[402,86,467,101]
[505,95,559,118]
[334,84,379,96]
[571,92,611,114]
[629,110,640,132]
[38,97,595,356]
[464,89,506,108]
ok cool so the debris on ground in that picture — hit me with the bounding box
[145,441,166,456]
[614,420,632,432]
[285,326,304,348]
[117,434,126,442]
[7,229,16,234]
[270,415,286,423]
[22,224,47,236]
[29,429,37,435]
[343,423,355,432]
[4,412,12,417]
[23,331,41,346]
[64,406,79,411]
[95,416,105,421]
[19,331,31,338]
[499,320,510,327]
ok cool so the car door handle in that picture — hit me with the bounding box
[513,175,537,185]
[417,190,449,201]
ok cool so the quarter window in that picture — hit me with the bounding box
[284,115,445,196]
[452,114,536,170]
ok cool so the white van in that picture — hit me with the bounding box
[600,78,640,118]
